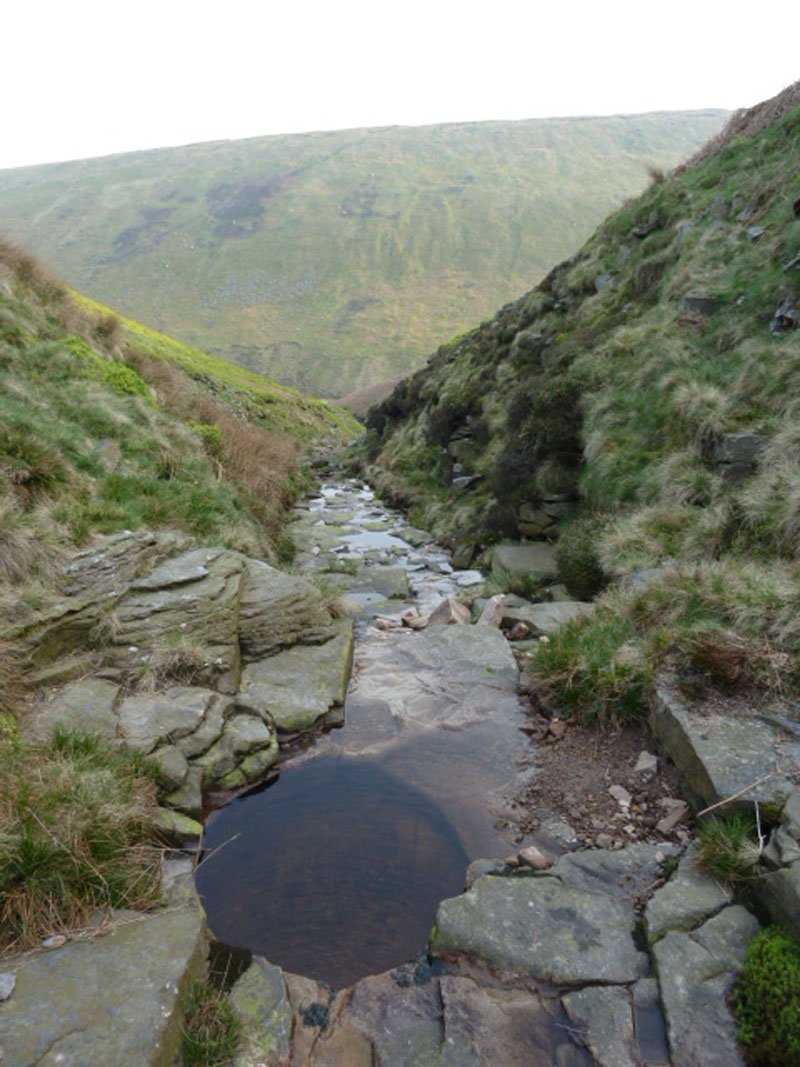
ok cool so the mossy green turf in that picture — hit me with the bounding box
[731,925,800,1066]
[0,113,727,396]
[71,293,359,441]
[368,103,800,720]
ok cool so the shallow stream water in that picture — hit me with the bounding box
[197,481,535,987]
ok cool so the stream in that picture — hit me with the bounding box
[197,480,540,987]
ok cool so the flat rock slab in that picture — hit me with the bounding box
[651,685,799,811]
[347,625,519,734]
[492,543,559,585]
[552,842,678,902]
[502,599,595,635]
[316,969,593,1066]
[61,529,191,599]
[431,872,648,984]
[562,986,638,1067]
[238,620,354,734]
[32,677,120,742]
[654,905,759,1067]
[0,905,206,1067]
[645,846,732,942]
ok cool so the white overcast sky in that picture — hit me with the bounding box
[2,0,797,170]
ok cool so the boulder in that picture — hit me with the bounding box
[681,293,720,317]
[238,620,354,734]
[653,905,760,1067]
[195,715,276,786]
[492,542,559,586]
[760,859,800,940]
[0,904,206,1067]
[112,547,245,693]
[229,956,293,1067]
[712,433,769,481]
[431,871,648,984]
[650,685,798,811]
[164,764,204,818]
[552,842,677,901]
[237,559,337,661]
[153,808,204,847]
[118,686,222,754]
[149,744,190,791]
[502,599,594,635]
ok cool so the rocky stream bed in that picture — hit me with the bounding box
[1,479,799,1066]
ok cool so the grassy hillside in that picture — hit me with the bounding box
[0,236,358,608]
[0,113,727,397]
[365,84,800,719]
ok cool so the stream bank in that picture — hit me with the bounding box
[2,479,798,1065]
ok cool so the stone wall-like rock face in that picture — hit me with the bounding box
[21,532,352,818]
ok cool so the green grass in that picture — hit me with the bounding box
[695,812,761,885]
[527,558,800,723]
[0,112,728,396]
[72,293,360,440]
[528,609,649,723]
[367,98,800,720]
[731,925,800,1066]
[181,978,241,1067]
[0,728,160,953]
[0,239,358,587]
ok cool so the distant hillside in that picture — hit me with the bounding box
[0,112,727,397]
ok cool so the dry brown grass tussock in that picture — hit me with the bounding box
[678,79,800,173]
[125,349,302,513]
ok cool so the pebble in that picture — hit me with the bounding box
[634,750,658,776]
[42,935,67,949]
[517,845,553,870]
[0,973,15,1001]
[656,800,689,833]
[609,784,633,810]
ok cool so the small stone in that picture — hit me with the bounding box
[477,594,505,628]
[374,618,392,631]
[517,845,553,870]
[401,610,429,630]
[42,935,67,949]
[428,597,470,626]
[656,801,690,834]
[609,785,633,810]
[506,622,531,640]
[0,973,16,1001]
[596,833,614,849]
[634,751,658,776]
[548,719,567,739]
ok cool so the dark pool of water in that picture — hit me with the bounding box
[195,757,469,988]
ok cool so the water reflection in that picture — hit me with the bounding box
[196,757,468,988]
